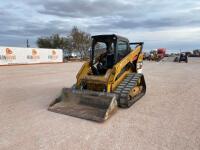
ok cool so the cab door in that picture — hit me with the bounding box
[116,40,130,62]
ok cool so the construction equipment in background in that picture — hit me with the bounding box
[147,48,166,61]
[174,52,188,63]
[48,34,146,122]
[157,48,166,60]
[192,49,200,57]
[149,50,157,61]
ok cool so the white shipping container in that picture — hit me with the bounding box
[0,47,63,65]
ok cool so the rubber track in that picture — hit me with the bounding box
[113,73,146,107]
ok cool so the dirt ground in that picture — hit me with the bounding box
[0,58,200,150]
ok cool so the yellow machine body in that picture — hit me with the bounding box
[48,34,146,122]
[76,45,144,92]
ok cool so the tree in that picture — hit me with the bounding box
[70,26,91,59]
[36,27,92,59]
[37,34,68,49]
[37,37,52,48]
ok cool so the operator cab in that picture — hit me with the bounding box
[90,34,130,75]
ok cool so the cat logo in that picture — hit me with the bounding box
[27,49,40,60]
[0,48,16,60]
[48,50,58,60]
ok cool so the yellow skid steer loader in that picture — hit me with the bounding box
[48,34,146,122]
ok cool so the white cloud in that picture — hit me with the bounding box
[0,0,200,50]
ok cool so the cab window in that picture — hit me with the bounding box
[94,42,107,57]
[117,41,129,60]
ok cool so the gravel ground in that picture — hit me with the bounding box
[0,58,200,150]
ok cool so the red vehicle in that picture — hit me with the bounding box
[157,48,166,60]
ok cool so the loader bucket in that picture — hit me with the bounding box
[48,88,118,122]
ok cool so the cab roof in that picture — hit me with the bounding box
[92,34,129,42]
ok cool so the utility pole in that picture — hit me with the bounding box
[26,39,30,48]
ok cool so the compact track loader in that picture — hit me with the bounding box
[49,34,146,122]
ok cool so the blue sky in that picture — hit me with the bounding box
[0,0,200,51]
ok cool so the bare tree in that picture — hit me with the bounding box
[70,26,91,59]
